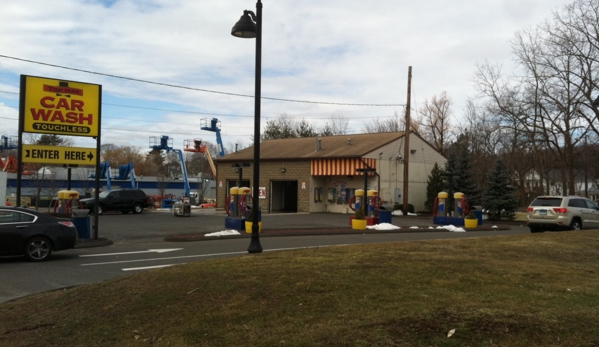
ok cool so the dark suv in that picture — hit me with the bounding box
[81,189,149,215]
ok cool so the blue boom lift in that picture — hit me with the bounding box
[149,136,191,198]
[90,161,136,190]
[200,118,225,157]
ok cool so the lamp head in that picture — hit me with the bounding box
[231,10,257,38]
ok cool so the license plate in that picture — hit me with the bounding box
[539,209,547,215]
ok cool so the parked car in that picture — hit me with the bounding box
[527,195,599,233]
[0,207,78,261]
[80,189,149,215]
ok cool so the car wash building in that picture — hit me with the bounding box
[215,131,446,214]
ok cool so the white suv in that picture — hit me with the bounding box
[527,196,599,233]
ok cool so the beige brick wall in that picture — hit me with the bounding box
[216,160,312,213]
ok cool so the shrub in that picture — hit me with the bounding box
[466,210,477,220]
[354,207,365,220]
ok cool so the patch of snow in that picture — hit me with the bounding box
[391,210,419,216]
[436,225,466,232]
[367,223,400,230]
[205,230,241,237]
[492,225,498,228]
[410,226,420,229]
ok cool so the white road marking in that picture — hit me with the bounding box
[79,249,183,257]
[80,245,351,268]
[122,264,176,271]
[80,251,248,266]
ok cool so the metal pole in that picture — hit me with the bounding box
[248,0,263,253]
[17,75,26,208]
[93,86,102,239]
[402,66,412,215]
[67,167,72,190]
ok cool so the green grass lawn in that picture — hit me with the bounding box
[1,231,598,347]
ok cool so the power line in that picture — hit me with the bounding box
[0,90,253,118]
[0,55,406,107]
[0,98,400,123]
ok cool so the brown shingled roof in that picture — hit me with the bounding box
[217,132,405,162]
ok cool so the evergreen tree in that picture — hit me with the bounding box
[36,134,65,146]
[261,114,297,140]
[442,153,458,212]
[146,148,168,177]
[296,119,317,137]
[442,153,458,191]
[454,148,481,205]
[425,162,444,212]
[483,160,518,221]
[320,125,334,136]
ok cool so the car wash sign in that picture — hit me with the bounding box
[20,75,101,137]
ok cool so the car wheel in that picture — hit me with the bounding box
[97,205,104,215]
[133,203,143,214]
[24,236,52,262]
[570,219,582,230]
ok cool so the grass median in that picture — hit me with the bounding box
[1,231,598,346]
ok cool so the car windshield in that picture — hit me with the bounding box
[530,197,562,207]
[99,191,110,198]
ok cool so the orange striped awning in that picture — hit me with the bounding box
[311,158,377,176]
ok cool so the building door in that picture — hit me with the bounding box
[270,181,298,213]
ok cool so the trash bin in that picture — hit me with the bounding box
[471,206,483,225]
[72,216,91,239]
[378,210,392,224]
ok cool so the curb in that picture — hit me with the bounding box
[164,225,515,242]
[75,238,113,248]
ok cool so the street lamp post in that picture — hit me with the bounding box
[232,1,263,253]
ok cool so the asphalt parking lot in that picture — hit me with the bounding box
[1,208,531,304]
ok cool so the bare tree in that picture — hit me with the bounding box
[225,140,248,154]
[362,111,411,133]
[415,91,454,155]
[321,114,349,135]
[101,145,151,176]
[474,0,599,195]
[184,142,219,179]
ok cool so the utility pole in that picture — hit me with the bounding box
[402,66,412,215]
[584,135,588,197]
